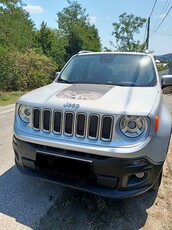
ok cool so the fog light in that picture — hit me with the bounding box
[135,172,145,178]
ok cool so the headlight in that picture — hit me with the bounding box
[120,115,147,138]
[18,104,31,123]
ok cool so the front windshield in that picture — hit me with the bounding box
[57,53,157,87]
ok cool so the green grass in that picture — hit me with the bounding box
[0,91,27,106]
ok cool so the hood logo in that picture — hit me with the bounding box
[63,102,80,110]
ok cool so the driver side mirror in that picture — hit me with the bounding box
[52,71,60,81]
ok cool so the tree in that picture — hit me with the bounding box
[0,0,34,49]
[35,21,54,56]
[112,13,146,52]
[35,21,67,70]
[57,0,101,59]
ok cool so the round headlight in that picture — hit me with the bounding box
[120,115,146,138]
[18,104,31,123]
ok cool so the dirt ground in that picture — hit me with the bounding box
[36,95,172,230]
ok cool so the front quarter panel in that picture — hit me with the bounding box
[149,89,171,162]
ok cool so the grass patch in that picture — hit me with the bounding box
[0,91,27,106]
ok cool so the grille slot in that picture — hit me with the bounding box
[33,108,40,130]
[64,112,74,136]
[43,109,51,132]
[101,116,113,141]
[53,110,62,134]
[32,108,113,141]
[76,113,86,137]
[88,114,99,139]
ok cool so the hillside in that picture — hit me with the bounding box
[155,53,172,61]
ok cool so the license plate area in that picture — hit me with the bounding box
[36,152,92,178]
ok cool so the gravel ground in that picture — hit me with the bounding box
[36,95,172,230]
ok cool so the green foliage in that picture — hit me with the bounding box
[0,46,15,91]
[14,50,56,90]
[57,0,101,59]
[0,0,102,92]
[0,0,35,49]
[112,13,146,52]
[0,48,56,91]
[156,65,168,72]
[34,22,67,70]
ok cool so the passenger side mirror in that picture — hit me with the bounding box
[161,75,172,89]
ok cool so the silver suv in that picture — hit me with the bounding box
[13,51,172,198]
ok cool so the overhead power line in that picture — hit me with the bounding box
[143,25,172,37]
[145,0,172,50]
[154,31,172,37]
[152,6,172,34]
[151,0,172,31]
[149,0,158,18]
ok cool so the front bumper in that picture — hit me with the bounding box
[13,136,163,198]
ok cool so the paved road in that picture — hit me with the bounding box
[0,107,62,229]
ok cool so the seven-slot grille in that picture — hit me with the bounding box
[32,108,113,141]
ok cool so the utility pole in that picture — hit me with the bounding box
[146,17,150,51]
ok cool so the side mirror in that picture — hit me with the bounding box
[52,71,60,81]
[161,75,172,89]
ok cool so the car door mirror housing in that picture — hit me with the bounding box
[161,75,172,89]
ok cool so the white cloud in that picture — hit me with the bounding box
[24,4,44,14]
[87,16,97,24]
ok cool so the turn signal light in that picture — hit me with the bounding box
[155,116,159,132]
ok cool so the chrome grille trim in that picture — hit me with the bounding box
[32,108,114,141]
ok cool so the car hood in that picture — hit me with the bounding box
[18,83,159,115]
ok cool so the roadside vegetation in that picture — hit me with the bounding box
[0,0,149,106]
[157,65,168,72]
[0,91,27,106]
[0,0,101,94]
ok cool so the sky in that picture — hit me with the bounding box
[23,0,172,55]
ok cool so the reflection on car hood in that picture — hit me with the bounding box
[18,83,159,115]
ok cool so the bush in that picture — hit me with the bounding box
[0,48,57,91]
[0,46,15,91]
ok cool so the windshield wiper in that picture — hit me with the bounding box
[113,82,140,87]
[57,78,71,84]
